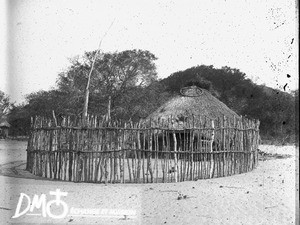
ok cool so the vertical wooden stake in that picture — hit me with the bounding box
[209,120,215,179]
[172,131,178,183]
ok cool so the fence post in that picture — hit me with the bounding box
[172,120,178,183]
[209,120,215,178]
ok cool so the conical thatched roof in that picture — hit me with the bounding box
[146,86,240,127]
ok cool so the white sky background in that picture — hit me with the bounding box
[0,0,298,104]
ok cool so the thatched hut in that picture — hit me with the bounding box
[0,120,10,139]
[147,85,240,127]
[145,86,241,154]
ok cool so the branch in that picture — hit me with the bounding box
[82,19,115,124]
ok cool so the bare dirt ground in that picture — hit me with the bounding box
[0,140,298,225]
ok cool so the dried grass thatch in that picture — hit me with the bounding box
[146,86,240,128]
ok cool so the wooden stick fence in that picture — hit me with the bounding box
[26,115,260,183]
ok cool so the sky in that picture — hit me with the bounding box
[0,0,298,104]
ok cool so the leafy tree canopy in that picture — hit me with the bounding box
[56,49,158,117]
[160,65,297,144]
[0,90,12,119]
[5,56,298,144]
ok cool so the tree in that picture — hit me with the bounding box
[159,65,297,143]
[6,49,160,135]
[111,81,171,121]
[7,90,63,135]
[57,49,158,118]
[0,90,12,119]
[7,104,31,136]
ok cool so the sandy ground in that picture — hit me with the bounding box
[0,140,298,225]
